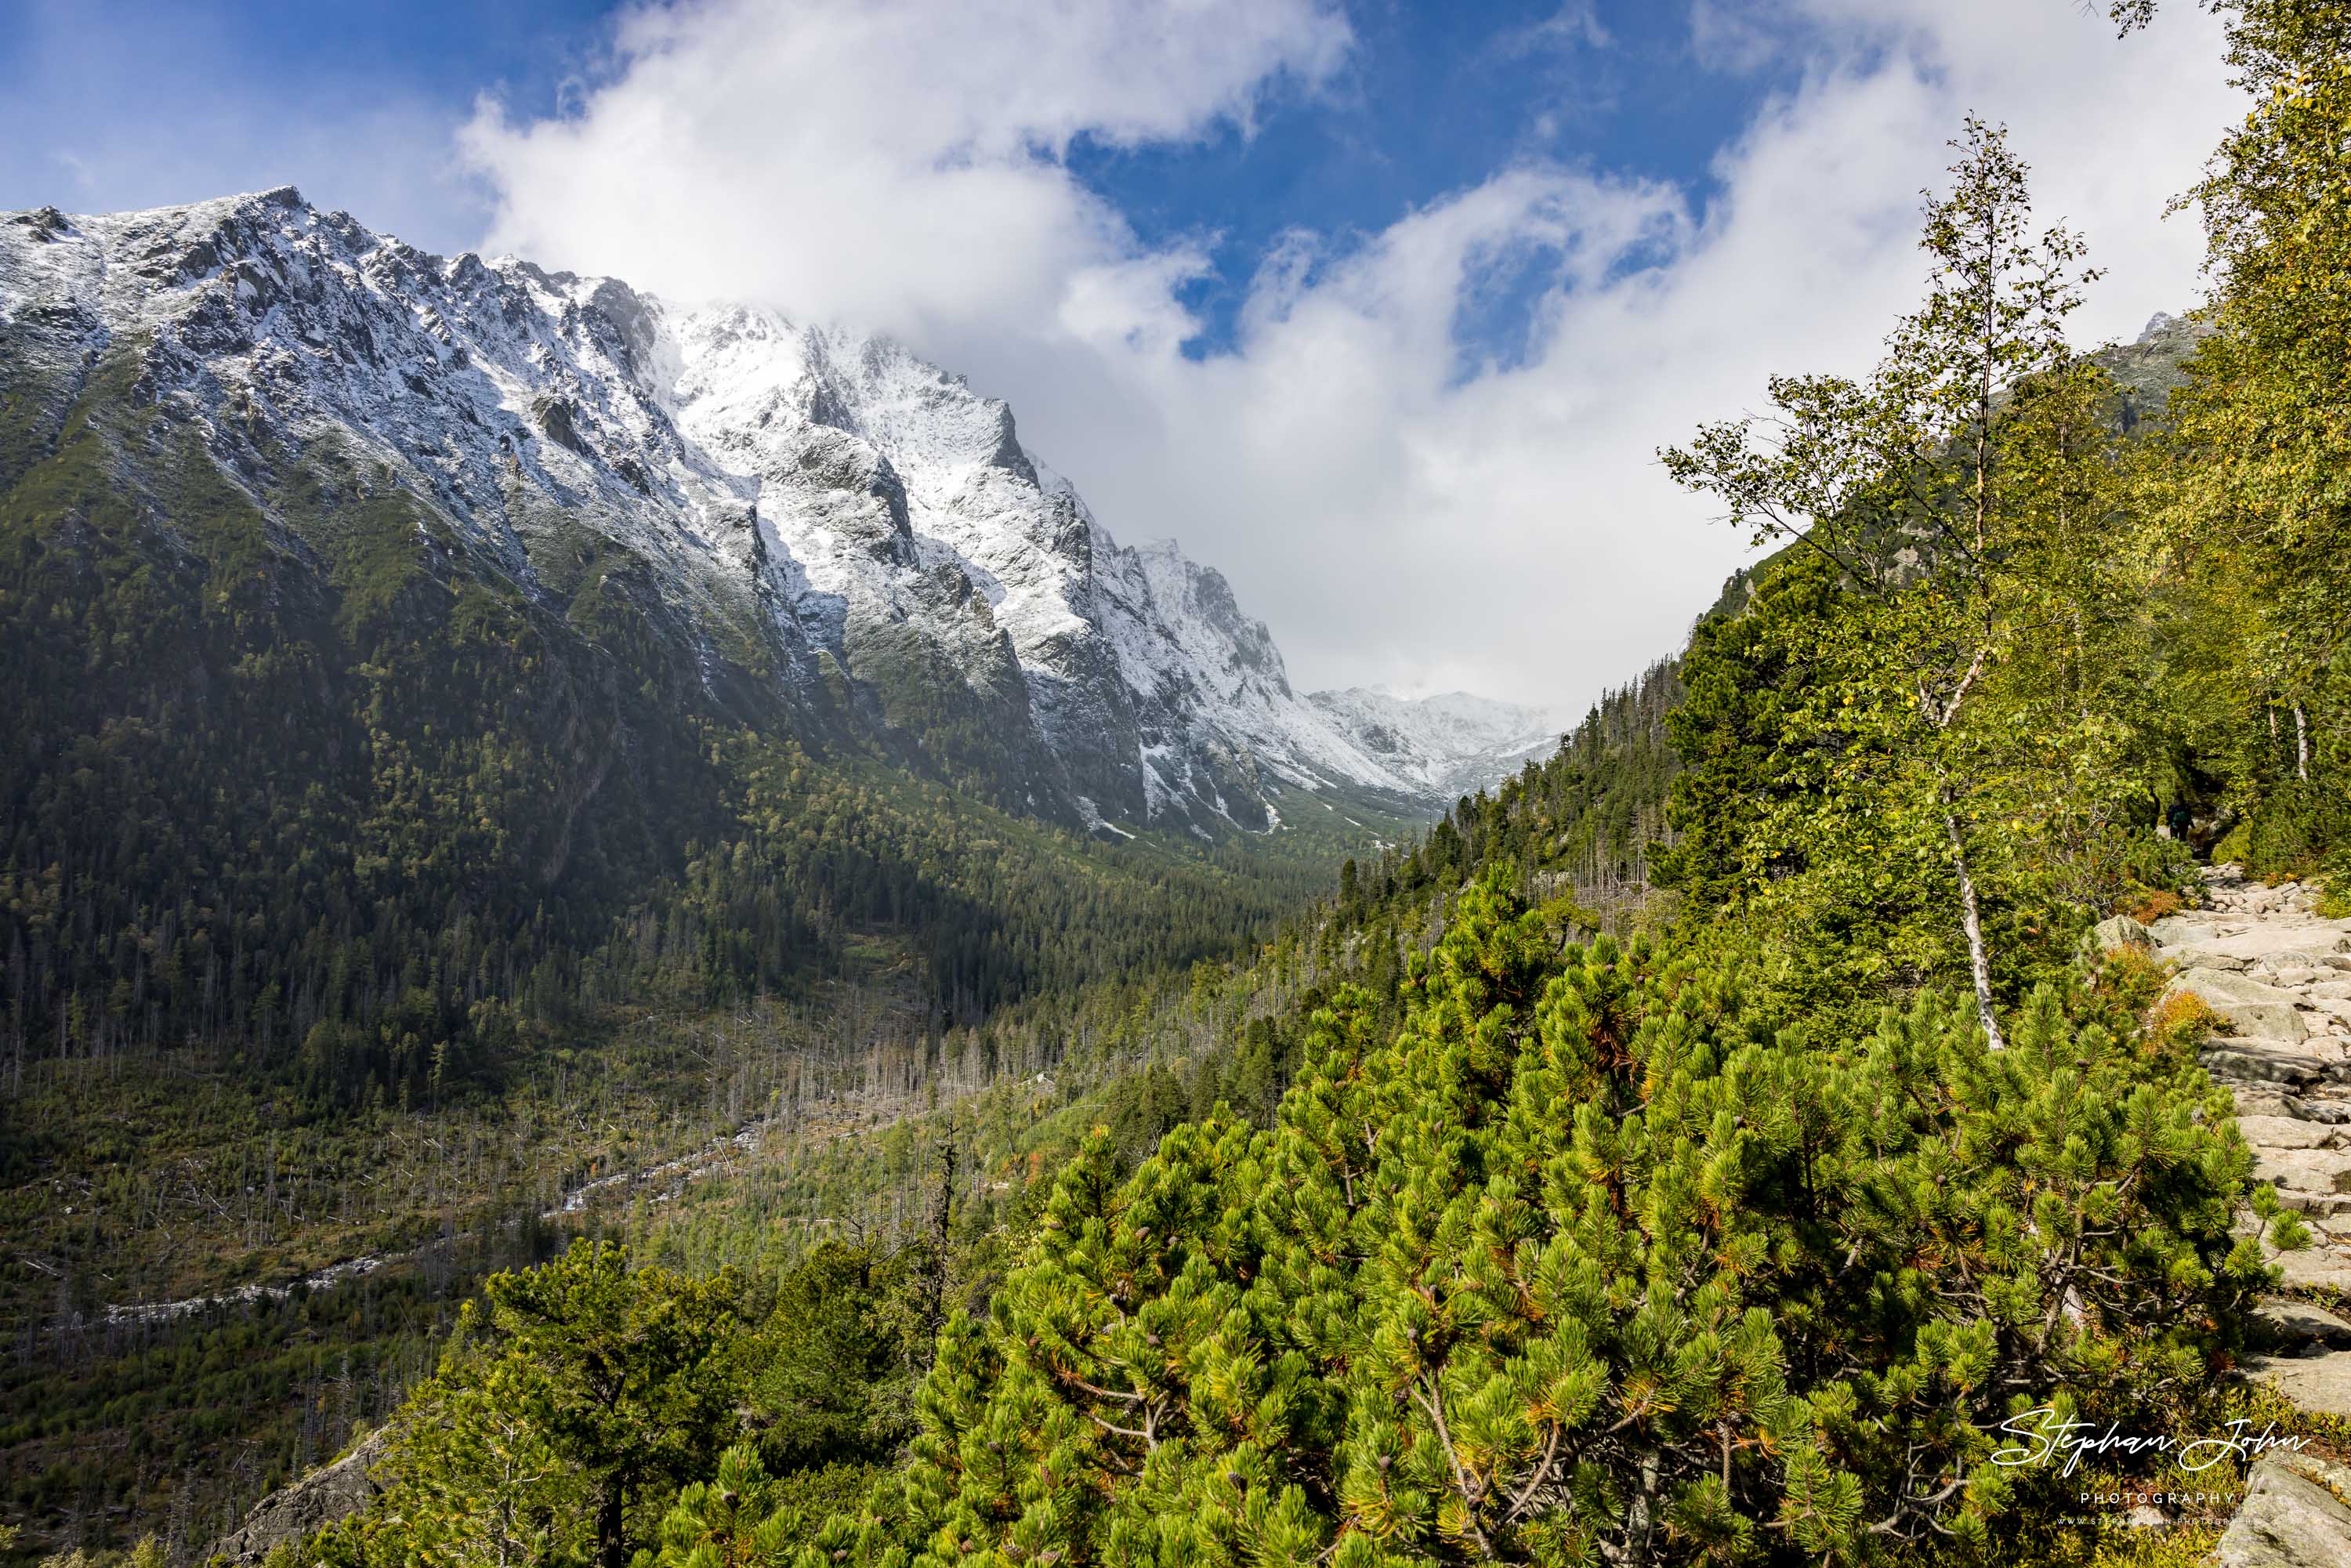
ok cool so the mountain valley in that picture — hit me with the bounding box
[5,7,2351,1560]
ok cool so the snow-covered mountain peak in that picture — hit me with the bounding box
[1306,688,1563,798]
[3,188,1552,835]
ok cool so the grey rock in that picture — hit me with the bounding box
[2207,1041,2327,1087]
[2272,1244,2351,1293]
[2195,969,2312,1003]
[531,393,591,457]
[2092,914,2154,952]
[2237,1005,2313,1041]
[206,1427,387,1564]
[2257,1297,2351,1352]
[2181,929,2351,963]
[2148,914,2218,947]
[2241,1115,2351,1150]
[2216,1450,2351,1566]
[2233,1088,2351,1123]
[2171,971,2311,1042]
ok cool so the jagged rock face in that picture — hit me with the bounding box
[2,188,1534,834]
[205,1427,388,1565]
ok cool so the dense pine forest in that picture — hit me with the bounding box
[6,0,2351,1565]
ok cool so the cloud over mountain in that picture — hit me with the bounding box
[2,1,2244,713]
[448,0,2237,713]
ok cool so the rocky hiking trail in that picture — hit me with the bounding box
[2147,867,2351,1333]
[2135,866,2351,1564]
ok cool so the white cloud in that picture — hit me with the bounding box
[459,0,1350,340]
[1498,3,1613,57]
[458,0,2241,712]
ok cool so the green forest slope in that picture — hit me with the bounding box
[8,2,2351,1565]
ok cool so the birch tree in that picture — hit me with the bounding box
[1661,119,2110,1049]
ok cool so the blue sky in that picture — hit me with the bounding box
[0,0,2242,707]
[1059,2,1773,360]
[4,0,1783,364]
[1,0,601,245]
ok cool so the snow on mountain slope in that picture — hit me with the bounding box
[1,188,1547,834]
[1306,689,1562,800]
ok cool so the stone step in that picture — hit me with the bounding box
[2208,1041,2328,1088]
[2238,1005,2313,1040]
[2240,1115,2351,1150]
[2170,948,2251,971]
[2168,929,2351,964]
[2257,1148,2351,1196]
[2233,1088,2351,1124]
[2276,1191,2351,1219]
[2268,1244,2351,1294]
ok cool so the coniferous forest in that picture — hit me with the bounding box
[5,2,2351,1566]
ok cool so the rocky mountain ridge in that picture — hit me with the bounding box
[1305,686,1560,801]
[0,186,1544,835]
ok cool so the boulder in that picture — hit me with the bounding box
[2217,1450,2351,1567]
[2238,1005,2313,1041]
[2163,964,2295,1011]
[2236,1087,2300,1117]
[2092,914,2154,952]
[2170,970,2310,1041]
[2148,915,2219,947]
[2231,1087,2351,1122]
